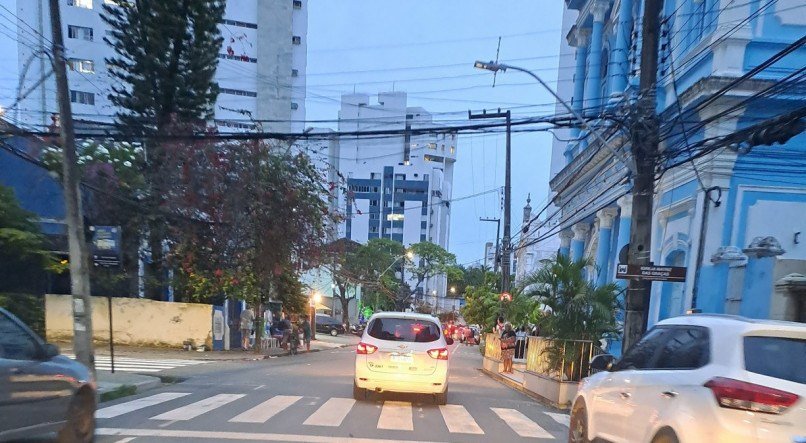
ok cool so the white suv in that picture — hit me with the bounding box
[354,312,453,404]
[570,314,805,443]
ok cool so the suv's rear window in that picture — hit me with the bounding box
[367,318,440,342]
[744,336,806,384]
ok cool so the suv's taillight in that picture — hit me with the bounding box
[357,342,378,355]
[427,347,449,360]
[704,377,799,414]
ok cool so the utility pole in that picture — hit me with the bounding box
[622,0,664,353]
[48,0,94,372]
[469,109,511,294]
[480,217,501,273]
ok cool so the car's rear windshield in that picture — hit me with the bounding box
[744,336,806,384]
[367,318,441,342]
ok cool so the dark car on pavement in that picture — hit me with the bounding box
[316,314,346,336]
[0,307,97,442]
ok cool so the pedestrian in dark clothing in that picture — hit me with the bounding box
[301,315,312,352]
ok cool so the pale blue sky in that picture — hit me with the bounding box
[306,1,566,265]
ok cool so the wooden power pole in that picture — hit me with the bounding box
[622,0,665,353]
[48,0,95,372]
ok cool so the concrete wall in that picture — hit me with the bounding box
[45,294,212,348]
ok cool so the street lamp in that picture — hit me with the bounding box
[473,60,632,171]
[379,250,414,280]
[450,286,456,294]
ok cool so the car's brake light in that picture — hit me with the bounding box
[427,347,449,360]
[356,342,378,355]
[704,377,799,414]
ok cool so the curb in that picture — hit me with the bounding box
[478,368,569,411]
[98,374,161,400]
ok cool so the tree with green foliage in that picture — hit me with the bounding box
[0,185,66,333]
[102,0,225,300]
[520,255,621,341]
[404,241,461,311]
[519,255,622,378]
[448,264,495,298]
[42,139,146,297]
[0,185,64,294]
[460,271,501,333]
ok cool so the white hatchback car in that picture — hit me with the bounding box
[354,312,453,404]
[570,314,805,443]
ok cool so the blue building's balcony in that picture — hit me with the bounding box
[550,120,629,195]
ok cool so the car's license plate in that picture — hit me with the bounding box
[391,354,413,363]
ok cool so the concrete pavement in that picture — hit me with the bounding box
[90,340,569,442]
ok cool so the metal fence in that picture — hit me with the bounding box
[484,333,501,361]
[525,337,603,382]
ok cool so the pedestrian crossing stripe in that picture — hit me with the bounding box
[64,355,210,373]
[491,407,554,438]
[229,395,302,423]
[151,394,245,421]
[377,401,413,431]
[303,397,356,427]
[99,392,566,437]
[438,405,484,434]
[97,393,191,419]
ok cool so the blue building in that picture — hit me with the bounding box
[548,0,806,352]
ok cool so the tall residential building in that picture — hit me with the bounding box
[334,91,457,307]
[0,0,307,132]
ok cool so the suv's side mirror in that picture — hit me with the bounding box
[445,337,454,346]
[42,343,60,360]
[590,354,615,372]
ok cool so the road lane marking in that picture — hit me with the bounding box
[491,407,553,438]
[377,401,413,431]
[98,428,447,443]
[229,395,302,423]
[303,397,356,427]
[151,394,244,421]
[545,411,570,427]
[113,438,136,443]
[96,392,191,419]
[439,405,483,434]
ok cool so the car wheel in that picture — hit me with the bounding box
[434,387,448,405]
[651,428,679,443]
[330,328,339,337]
[58,389,96,443]
[353,381,367,401]
[568,400,589,443]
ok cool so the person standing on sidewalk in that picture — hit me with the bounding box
[240,306,255,351]
[500,322,516,374]
[301,315,312,352]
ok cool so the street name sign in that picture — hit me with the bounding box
[616,264,687,282]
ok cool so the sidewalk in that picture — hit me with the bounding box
[59,333,359,360]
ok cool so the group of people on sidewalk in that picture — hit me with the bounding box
[239,307,312,353]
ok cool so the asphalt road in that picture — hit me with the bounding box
[90,343,569,442]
